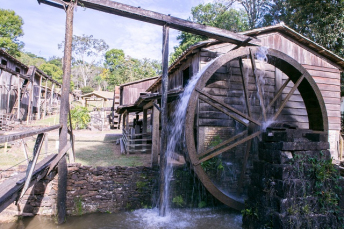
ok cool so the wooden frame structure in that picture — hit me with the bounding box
[0,49,62,128]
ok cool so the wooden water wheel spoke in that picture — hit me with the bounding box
[264,78,291,115]
[195,131,262,165]
[249,48,267,121]
[197,130,248,158]
[239,58,252,117]
[273,75,305,121]
[199,95,249,127]
[196,88,261,126]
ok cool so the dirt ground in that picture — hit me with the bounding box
[0,117,152,171]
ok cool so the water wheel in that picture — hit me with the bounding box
[185,46,328,210]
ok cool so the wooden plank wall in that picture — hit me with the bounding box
[122,78,157,105]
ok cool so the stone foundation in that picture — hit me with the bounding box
[0,163,222,221]
[243,128,344,229]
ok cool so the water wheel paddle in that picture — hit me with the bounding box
[185,46,328,210]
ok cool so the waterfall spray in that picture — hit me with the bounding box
[160,57,219,216]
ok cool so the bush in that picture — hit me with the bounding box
[81,86,94,94]
[69,106,90,129]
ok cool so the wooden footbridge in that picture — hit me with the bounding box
[0,125,74,213]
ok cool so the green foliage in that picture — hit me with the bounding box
[241,208,258,219]
[136,181,147,189]
[18,51,46,67]
[201,136,224,172]
[104,48,161,89]
[69,106,90,129]
[40,63,63,83]
[170,3,249,63]
[74,197,83,215]
[172,195,184,207]
[81,86,94,95]
[0,9,24,57]
[261,0,344,58]
[198,201,207,208]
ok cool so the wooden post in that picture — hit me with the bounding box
[17,75,21,120]
[26,81,33,124]
[142,109,147,134]
[57,2,75,225]
[43,79,48,119]
[7,75,13,114]
[159,24,169,216]
[37,74,43,120]
[151,101,160,168]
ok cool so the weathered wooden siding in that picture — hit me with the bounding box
[121,78,157,105]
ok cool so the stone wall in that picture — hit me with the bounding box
[0,164,158,220]
[243,128,344,229]
[1,163,222,221]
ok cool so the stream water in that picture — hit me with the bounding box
[0,208,242,229]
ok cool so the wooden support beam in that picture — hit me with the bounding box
[7,74,13,114]
[57,2,75,224]
[142,109,147,134]
[19,133,45,199]
[68,111,75,163]
[43,79,48,119]
[149,103,161,166]
[44,0,259,45]
[159,24,169,217]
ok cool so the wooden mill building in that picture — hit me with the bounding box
[117,23,344,162]
[0,49,62,129]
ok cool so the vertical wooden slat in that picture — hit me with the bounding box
[43,79,48,119]
[17,74,21,120]
[151,101,160,168]
[159,24,169,217]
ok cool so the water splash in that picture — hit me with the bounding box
[161,57,219,215]
[255,46,275,131]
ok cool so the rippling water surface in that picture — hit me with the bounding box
[0,208,242,229]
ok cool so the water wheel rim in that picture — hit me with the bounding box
[185,46,328,210]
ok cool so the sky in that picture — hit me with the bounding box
[1,0,213,61]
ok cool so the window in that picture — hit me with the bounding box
[183,67,190,87]
[1,59,7,66]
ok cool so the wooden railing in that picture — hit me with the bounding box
[0,124,64,213]
[121,128,152,154]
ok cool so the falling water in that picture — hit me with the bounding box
[161,57,219,216]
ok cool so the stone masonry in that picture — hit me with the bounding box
[243,126,344,229]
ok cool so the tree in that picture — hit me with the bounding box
[170,3,249,63]
[261,0,344,57]
[221,0,270,29]
[59,34,109,87]
[104,49,161,90]
[0,9,24,57]
[40,63,63,83]
[18,52,46,67]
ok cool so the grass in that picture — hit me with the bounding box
[30,114,60,127]
[0,126,151,171]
